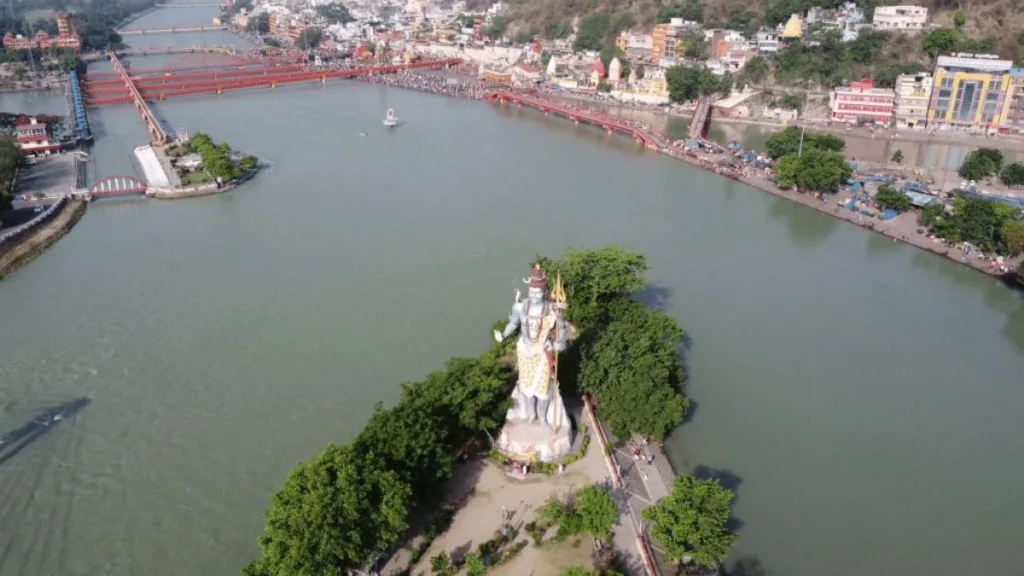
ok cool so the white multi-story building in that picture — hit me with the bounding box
[756,29,779,54]
[873,6,928,32]
[893,73,933,128]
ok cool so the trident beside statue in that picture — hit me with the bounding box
[549,271,567,435]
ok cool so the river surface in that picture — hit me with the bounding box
[1,6,1024,576]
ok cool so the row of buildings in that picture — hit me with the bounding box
[2,12,81,52]
[829,53,1024,134]
[617,3,929,73]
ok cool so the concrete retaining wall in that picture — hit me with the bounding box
[0,197,86,279]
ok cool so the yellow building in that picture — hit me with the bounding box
[781,14,803,39]
[927,54,1013,130]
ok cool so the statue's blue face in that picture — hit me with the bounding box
[528,287,544,304]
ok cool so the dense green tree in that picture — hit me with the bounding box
[579,298,687,439]
[429,551,450,574]
[534,246,647,334]
[574,485,618,537]
[1000,220,1024,256]
[764,126,845,159]
[1000,162,1024,186]
[874,184,912,213]
[922,28,961,58]
[666,65,700,102]
[891,150,904,164]
[739,56,769,86]
[928,196,1018,254]
[847,30,888,65]
[959,148,1004,181]
[642,475,737,569]
[681,30,706,60]
[953,10,967,29]
[574,13,610,52]
[773,150,851,192]
[0,137,24,204]
[463,552,485,576]
[242,444,412,576]
[773,154,801,189]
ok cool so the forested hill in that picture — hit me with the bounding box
[504,0,1024,63]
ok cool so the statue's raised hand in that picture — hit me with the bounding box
[493,330,504,343]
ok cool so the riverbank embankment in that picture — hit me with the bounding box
[0,196,87,280]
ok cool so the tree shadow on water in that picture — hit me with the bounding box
[724,554,772,576]
[635,284,673,312]
[693,466,744,533]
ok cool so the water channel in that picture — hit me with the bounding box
[1,6,1023,576]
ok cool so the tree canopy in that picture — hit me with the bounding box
[765,126,845,160]
[574,13,610,52]
[665,65,731,103]
[874,184,912,213]
[0,137,24,209]
[958,148,1005,181]
[641,475,737,569]
[536,247,689,441]
[242,444,412,576]
[773,150,851,192]
[923,196,1022,254]
[1000,162,1024,187]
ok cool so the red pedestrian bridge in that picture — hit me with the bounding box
[484,91,665,149]
[88,175,148,199]
[83,58,463,106]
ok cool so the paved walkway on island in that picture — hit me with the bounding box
[385,416,648,575]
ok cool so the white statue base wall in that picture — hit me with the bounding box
[495,419,573,463]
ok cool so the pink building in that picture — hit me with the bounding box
[829,78,895,125]
[16,118,61,156]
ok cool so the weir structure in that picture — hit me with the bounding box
[109,52,168,145]
[484,91,666,149]
[83,58,463,106]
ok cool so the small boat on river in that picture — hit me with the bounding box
[383,108,398,128]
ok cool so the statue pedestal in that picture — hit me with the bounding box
[495,418,573,463]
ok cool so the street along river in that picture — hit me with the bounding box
[1,6,1023,576]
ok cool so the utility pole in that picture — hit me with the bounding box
[25,17,37,76]
[798,90,809,157]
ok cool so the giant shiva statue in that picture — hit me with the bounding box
[493,264,571,439]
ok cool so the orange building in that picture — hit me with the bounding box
[2,12,80,52]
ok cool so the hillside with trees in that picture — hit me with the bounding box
[503,0,1024,87]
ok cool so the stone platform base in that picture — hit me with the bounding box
[495,418,573,463]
